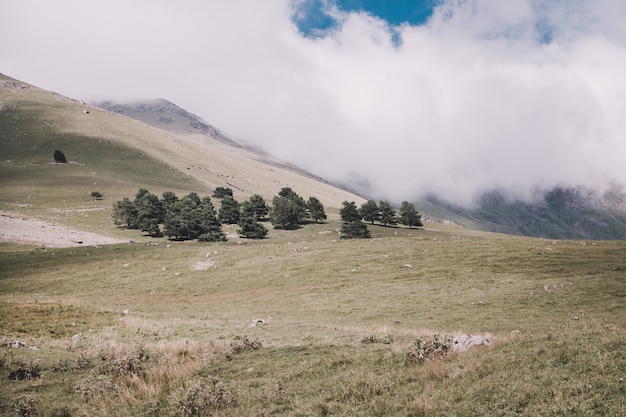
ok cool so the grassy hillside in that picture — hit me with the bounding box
[1,73,625,416]
[0,73,363,237]
[1,221,625,416]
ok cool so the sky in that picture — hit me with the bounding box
[2,0,626,206]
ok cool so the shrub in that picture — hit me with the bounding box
[12,394,37,417]
[53,149,68,163]
[90,191,103,200]
[7,358,40,380]
[75,374,118,403]
[169,378,237,416]
[407,334,453,361]
[360,334,394,344]
[228,335,263,354]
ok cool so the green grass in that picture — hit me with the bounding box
[2,73,625,416]
[1,221,625,416]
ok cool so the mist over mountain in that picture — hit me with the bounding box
[92,97,626,240]
[420,186,626,240]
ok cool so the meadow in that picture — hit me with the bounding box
[2,72,625,416]
[1,220,625,416]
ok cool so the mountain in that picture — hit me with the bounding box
[92,97,626,240]
[94,98,239,147]
[93,98,340,188]
[420,186,626,240]
[0,73,364,238]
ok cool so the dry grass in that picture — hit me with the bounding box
[2,73,625,416]
[1,220,625,416]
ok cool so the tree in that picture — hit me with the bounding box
[307,196,327,223]
[112,197,138,229]
[340,201,362,223]
[197,196,226,242]
[134,189,165,236]
[247,194,269,221]
[399,201,423,228]
[164,193,201,240]
[218,195,240,224]
[53,150,68,163]
[340,201,370,239]
[379,200,398,226]
[164,193,225,241]
[238,201,268,239]
[90,191,103,200]
[278,187,308,223]
[341,221,371,239]
[161,191,179,211]
[360,200,380,225]
[270,195,302,230]
[213,187,233,198]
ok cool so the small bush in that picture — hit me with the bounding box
[7,358,40,380]
[53,150,68,163]
[228,336,263,355]
[407,334,453,361]
[360,334,394,344]
[75,374,118,403]
[169,378,237,416]
[52,357,71,373]
[12,394,37,417]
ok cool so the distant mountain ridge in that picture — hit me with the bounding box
[94,98,240,147]
[420,186,626,240]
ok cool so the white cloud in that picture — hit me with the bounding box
[2,0,626,206]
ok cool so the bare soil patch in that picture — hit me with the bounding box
[0,211,129,247]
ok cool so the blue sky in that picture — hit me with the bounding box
[2,0,626,205]
[294,0,437,37]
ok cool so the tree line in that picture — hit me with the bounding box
[112,187,327,241]
[339,199,423,239]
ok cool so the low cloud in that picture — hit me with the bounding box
[2,0,626,206]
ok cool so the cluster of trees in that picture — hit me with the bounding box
[339,199,423,239]
[112,186,327,241]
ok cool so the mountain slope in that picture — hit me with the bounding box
[0,73,364,236]
[95,98,240,147]
[421,186,626,240]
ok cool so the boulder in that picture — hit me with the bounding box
[452,335,493,352]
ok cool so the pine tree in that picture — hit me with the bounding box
[360,200,380,224]
[112,197,138,229]
[213,187,233,198]
[379,200,398,226]
[247,194,269,220]
[340,221,371,239]
[197,196,226,241]
[238,201,268,239]
[218,195,240,224]
[340,201,362,223]
[307,196,327,223]
[399,201,423,228]
[134,189,165,236]
[270,195,301,229]
[339,201,370,239]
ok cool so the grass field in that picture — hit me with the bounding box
[2,73,625,416]
[1,220,625,416]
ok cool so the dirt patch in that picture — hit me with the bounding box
[0,211,129,248]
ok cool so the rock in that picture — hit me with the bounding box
[249,318,266,328]
[452,335,493,352]
[10,340,26,348]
